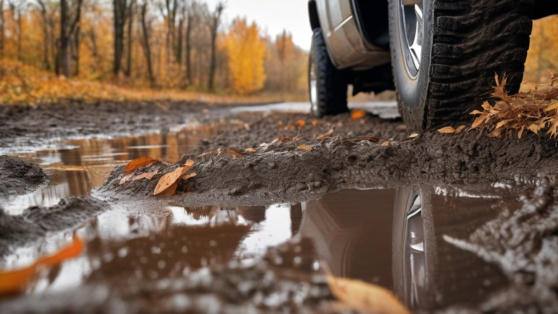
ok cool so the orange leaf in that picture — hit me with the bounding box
[351,110,366,120]
[183,172,197,180]
[311,119,319,127]
[220,148,244,158]
[437,126,456,134]
[317,129,334,140]
[244,148,257,153]
[154,159,194,196]
[0,237,84,296]
[295,119,306,129]
[297,144,313,151]
[133,170,159,181]
[455,125,467,133]
[382,141,389,147]
[125,157,160,174]
[276,136,292,143]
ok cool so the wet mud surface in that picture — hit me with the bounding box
[0,156,47,198]
[2,101,558,312]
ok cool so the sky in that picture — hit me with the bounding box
[205,0,312,50]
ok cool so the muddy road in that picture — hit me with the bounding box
[1,100,558,313]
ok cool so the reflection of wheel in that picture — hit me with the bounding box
[388,0,533,131]
[308,29,348,117]
[393,185,436,308]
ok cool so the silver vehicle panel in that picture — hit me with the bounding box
[315,0,390,71]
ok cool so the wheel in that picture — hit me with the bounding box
[308,29,348,117]
[388,0,533,131]
[393,185,436,309]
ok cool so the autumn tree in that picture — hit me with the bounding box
[525,16,558,83]
[223,18,266,95]
[124,0,135,76]
[113,0,129,75]
[207,1,222,91]
[0,0,4,58]
[139,0,154,84]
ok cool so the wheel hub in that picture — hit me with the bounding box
[401,0,424,75]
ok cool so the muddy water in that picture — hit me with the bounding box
[1,122,556,312]
[3,124,224,215]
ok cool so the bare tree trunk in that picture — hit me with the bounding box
[0,0,4,58]
[124,0,135,77]
[207,2,223,91]
[58,0,82,77]
[175,12,183,65]
[185,8,192,85]
[37,0,51,70]
[140,1,154,85]
[113,0,127,75]
[71,24,80,76]
[12,4,22,61]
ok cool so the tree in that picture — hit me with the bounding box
[58,0,82,77]
[113,0,128,75]
[140,0,154,84]
[223,18,266,95]
[0,0,4,58]
[124,0,135,76]
[207,1,222,91]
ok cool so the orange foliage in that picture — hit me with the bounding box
[222,19,267,95]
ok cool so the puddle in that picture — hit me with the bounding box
[1,183,541,312]
[2,124,225,215]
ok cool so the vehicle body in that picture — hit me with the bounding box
[308,0,558,131]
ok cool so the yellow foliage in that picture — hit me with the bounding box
[223,19,267,95]
[525,16,558,83]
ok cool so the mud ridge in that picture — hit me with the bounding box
[0,197,107,257]
[0,156,47,198]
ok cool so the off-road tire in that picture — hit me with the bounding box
[389,0,534,131]
[308,29,348,117]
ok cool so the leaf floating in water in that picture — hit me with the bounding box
[125,157,160,174]
[297,144,313,152]
[325,269,410,314]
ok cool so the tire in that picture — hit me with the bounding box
[388,0,533,132]
[308,29,348,117]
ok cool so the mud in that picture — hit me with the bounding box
[0,197,106,256]
[99,112,558,207]
[0,156,47,198]
[3,101,558,312]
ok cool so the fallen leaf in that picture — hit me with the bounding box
[455,125,467,133]
[0,237,84,296]
[183,172,197,180]
[438,126,456,134]
[119,172,136,185]
[125,157,160,174]
[284,122,294,130]
[311,119,319,127]
[297,144,313,151]
[545,101,558,112]
[244,148,257,153]
[408,133,419,138]
[351,110,366,120]
[343,136,380,142]
[295,119,306,129]
[276,136,292,143]
[317,129,334,140]
[326,272,410,314]
[220,148,244,158]
[382,141,389,147]
[133,170,159,181]
[154,159,194,196]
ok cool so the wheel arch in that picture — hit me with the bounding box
[308,0,321,30]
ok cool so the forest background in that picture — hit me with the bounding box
[0,0,556,102]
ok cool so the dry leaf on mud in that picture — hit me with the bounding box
[154,159,194,196]
[297,144,313,151]
[296,119,306,129]
[351,110,366,120]
[125,157,160,174]
[326,273,410,314]
[119,170,159,185]
[311,119,319,127]
[317,129,334,140]
[455,125,467,133]
[0,237,84,296]
[244,148,257,153]
[408,133,419,138]
[382,141,389,147]
[276,136,293,143]
[343,136,380,143]
[220,148,244,158]
[438,126,456,134]
[183,172,197,180]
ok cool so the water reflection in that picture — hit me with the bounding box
[2,182,551,311]
[3,125,224,214]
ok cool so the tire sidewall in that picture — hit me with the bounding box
[390,0,434,131]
